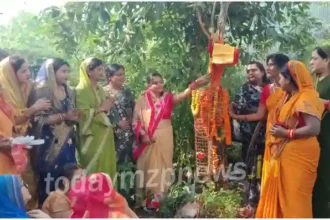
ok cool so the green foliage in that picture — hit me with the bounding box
[116,162,136,194]
[226,142,242,163]
[157,181,241,218]
[196,182,241,218]
[0,12,63,62]
[0,5,323,215]
[157,183,195,218]
[116,162,136,207]
[0,2,322,168]
[0,49,9,61]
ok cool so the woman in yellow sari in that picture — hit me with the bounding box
[255,60,323,218]
[0,56,51,209]
[229,54,289,217]
[75,58,116,179]
[0,56,51,136]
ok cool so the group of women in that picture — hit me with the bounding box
[231,46,330,218]
[0,55,208,217]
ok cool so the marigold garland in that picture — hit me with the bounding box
[193,37,238,179]
[191,90,200,116]
[212,145,219,173]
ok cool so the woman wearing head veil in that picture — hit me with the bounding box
[75,58,116,180]
[0,56,51,136]
[310,45,330,218]
[0,174,51,218]
[28,58,78,206]
[255,61,323,218]
[0,56,51,209]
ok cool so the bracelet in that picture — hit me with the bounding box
[59,113,64,121]
[288,129,295,139]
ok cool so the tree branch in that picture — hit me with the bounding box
[217,2,231,41]
[210,2,217,34]
[196,6,211,40]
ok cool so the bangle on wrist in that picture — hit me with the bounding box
[59,113,64,121]
[287,129,295,139]
[291,129,295,139]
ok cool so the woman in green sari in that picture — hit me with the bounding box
[310,45,330,218]
[75,58,116,180]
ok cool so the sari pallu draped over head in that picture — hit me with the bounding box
[256,60,324,218]
[0,175,29,218]
[76,58,111,134]
[0,84,14,128]
[29,59,76,164]
[0,57,33,136]
[29,59,77,205]
[75,58,116,178]
[69,172,136,218]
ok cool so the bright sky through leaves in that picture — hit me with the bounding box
[0,0,66,24]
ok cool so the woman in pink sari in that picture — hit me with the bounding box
[69,172,137,218]
[133,72,208,210]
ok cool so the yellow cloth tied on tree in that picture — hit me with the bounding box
[212,43,236,65]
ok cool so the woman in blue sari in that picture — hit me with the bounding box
[28,58,78,206]
[0,174,50,218]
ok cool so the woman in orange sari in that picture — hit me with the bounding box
[69,172,138,218]
[0,83,16,174]
[255,60,323,218]
[230,54,289,217]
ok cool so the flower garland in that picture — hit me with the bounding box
[199,89,212,128]
[195,86,231,144]
[212,145,219,173]
[193,39,238,179]
[191,90,200,116]
[210,87,220,140]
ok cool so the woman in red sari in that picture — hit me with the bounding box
[133,72,208,210]
[69,172,137,218]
